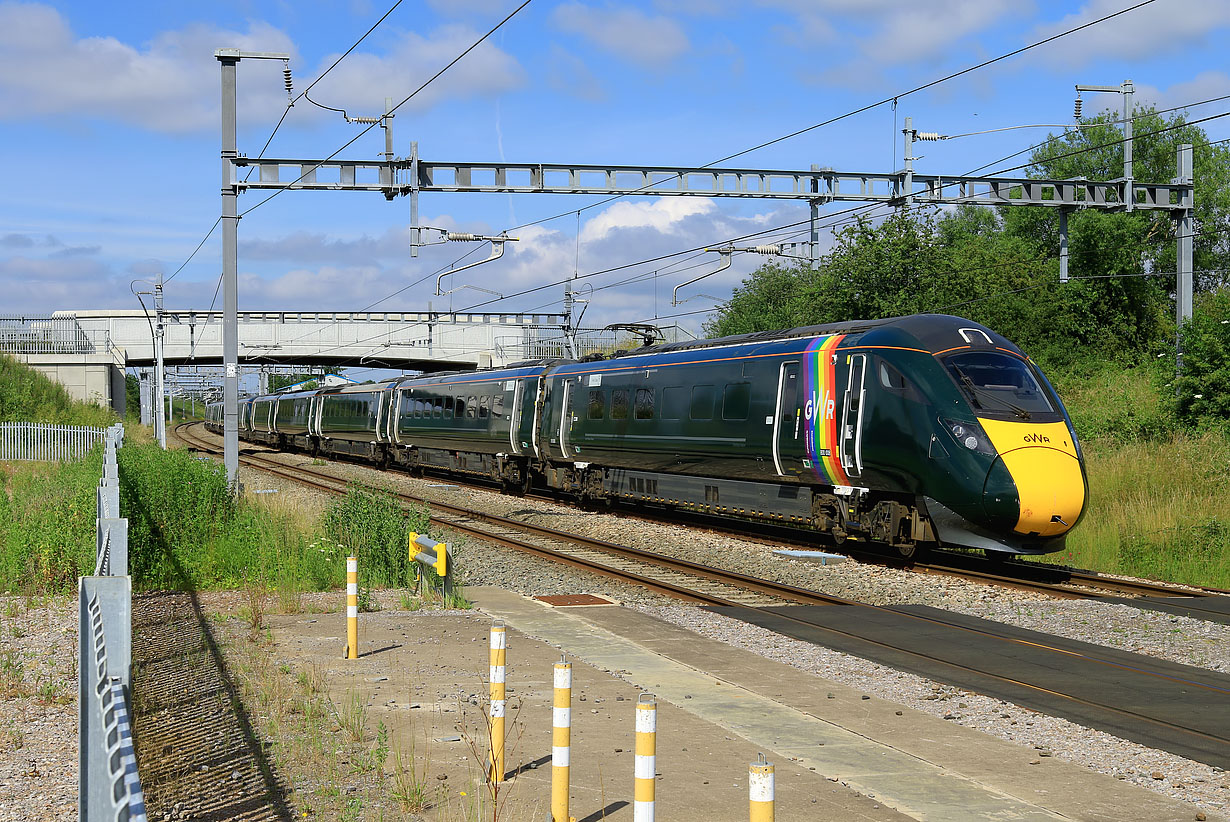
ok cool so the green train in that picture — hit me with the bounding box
[207,314,1087,557]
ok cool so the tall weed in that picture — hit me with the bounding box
[321,485,428,589]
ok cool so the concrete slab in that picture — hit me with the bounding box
[265,603,907,821]
[469,587,1225,822]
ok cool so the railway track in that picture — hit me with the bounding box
[176,422,1230,610]
[177,423,1230,766]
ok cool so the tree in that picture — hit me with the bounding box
[1171,288,1230,424]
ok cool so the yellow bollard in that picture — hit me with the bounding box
[749,753,774,822]
[552,657,572,822]
[634,693,656,822]
[489,619,507,783]
[345,555,358,659]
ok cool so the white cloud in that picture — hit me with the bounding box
[552,3,690,66]
[0,4,525,133]
[581,198,715,242]
[305,24,525,116]
[0,2,295,132]
[547,45,605,101]
[1031,0,1230,67]
[1131,71,1230,114]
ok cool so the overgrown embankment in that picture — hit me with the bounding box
[1049,362,1230,588]
[0,352,116,427]
[1,440,430,597]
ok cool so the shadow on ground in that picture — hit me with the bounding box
[131,590,294,822]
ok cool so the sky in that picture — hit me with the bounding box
[2,0,1229,376]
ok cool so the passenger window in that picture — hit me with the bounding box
[661,386,685,420]
[878,359,920,400]
[444,396,454,418]
[722,382,750,421]
[467,396,477,419]
[413,399,423,418]
[635,388,655,420]
[479,396,489,418]
[588,390,605,420]
[455,397,466,418]
[493,394,505,417]
[611,389,629,420]
[433,397,442,419]
[690,385,714,420]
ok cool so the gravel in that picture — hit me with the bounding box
[175,426,1230,818]
[0,596,78,822]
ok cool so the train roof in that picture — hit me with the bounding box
[612,313,1015,358]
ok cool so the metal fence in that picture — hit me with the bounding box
[79,424,147,822]
[0,314,95,354]
[0,422,109,462]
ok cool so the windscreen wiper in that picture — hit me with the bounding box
[953,367,1031,420]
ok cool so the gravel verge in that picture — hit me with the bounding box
[0,596,78,822]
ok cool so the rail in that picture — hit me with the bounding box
[0,422,111,462]
[78,424,147,822]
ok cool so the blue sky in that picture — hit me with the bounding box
[2,0,1228,358]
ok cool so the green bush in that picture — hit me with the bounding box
[1170,288,1230,425]
[321,485,428,589]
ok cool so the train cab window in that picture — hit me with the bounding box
[479,396,490,418]
[943,351,1057,417]
[722,382,750,421]
[466,396,477,419]
[661,387,686,420]
[588,390,605,420]
[690,385,714,420]
[635,388,655,420]
[493,394,505,418]
[611,389,629,420]
[444,396,454,418]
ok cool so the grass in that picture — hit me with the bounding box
[1055,430,1230,587]
[0,353,117,428]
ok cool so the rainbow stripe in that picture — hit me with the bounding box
[802,335,849,486]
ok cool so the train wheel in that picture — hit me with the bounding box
[896,541,924,561]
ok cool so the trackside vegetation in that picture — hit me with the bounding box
[0,439,430,596]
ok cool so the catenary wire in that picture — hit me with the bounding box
[259,0,1166,351]
[238,0,534,219]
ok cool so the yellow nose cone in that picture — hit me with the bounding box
[978,419,1085,538]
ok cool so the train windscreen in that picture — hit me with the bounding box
[942,351,1057,419]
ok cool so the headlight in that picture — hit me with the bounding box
[942,418,997,456]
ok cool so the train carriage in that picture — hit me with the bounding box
[205,314,1087,557]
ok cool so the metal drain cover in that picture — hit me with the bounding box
[533,594,614,607]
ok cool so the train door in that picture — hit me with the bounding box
[839,353,867,477]
[508,379,525,455]
[772,360,803,477]
[558,377,575,460]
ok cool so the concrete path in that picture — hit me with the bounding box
[470,587,1223,822]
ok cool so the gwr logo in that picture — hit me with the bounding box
[1022,433,1051,444]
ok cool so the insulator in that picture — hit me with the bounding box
[446,232,481,242]
[1074,98,1083,119]
[282,66,293,99]
[752,245,782,255]
[350,116,381,125]
[915,131,942,141]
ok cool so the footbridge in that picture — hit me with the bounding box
[48,310,569,369]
